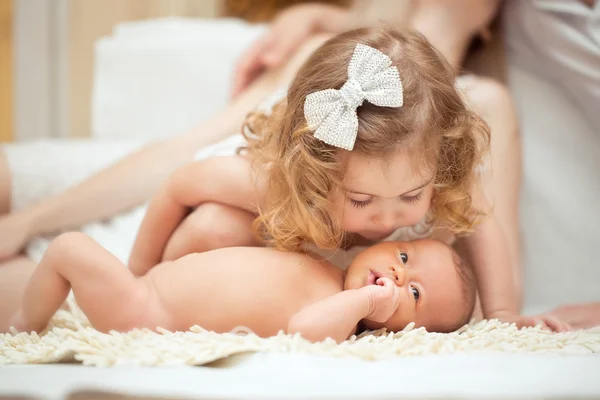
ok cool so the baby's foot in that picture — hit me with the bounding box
[9,310,26,332]
[9,310,51,333]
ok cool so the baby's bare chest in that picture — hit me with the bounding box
[150,249,343,319]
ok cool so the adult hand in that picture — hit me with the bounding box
[231,3,352,98]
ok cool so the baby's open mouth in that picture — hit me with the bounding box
[366,270,382,285]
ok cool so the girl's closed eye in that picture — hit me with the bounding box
[400,191,423,204]
[347,196,373,208]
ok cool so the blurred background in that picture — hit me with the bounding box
[0,0,358,143]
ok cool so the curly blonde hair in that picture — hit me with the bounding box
[242,27,490,252]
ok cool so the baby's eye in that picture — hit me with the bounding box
[411,286,420,301]
[398,251,408,264]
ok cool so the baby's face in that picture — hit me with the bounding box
[344,239,467,333]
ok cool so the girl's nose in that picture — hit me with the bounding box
[374,209,402,231]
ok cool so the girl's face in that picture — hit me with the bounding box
[330,150,435,241]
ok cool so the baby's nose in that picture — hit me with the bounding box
[389,264,406,286]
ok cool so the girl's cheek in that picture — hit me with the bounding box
[418,195,435,222]
[328,197,346,220]
[403,209,428,226]
[402,197,433,226]
[341,209,367,232]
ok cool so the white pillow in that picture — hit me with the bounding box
[91,17,266,141]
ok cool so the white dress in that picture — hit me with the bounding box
[502,0,600,312]
[504,0,600,130]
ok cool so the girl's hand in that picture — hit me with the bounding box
[491,312,571,333]
[547,303,600,330]
[362,277,402,323]
[0,212,33,261]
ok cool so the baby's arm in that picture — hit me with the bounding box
[288,289,369,343]
[288,278,399,343]
[128,156,257,276]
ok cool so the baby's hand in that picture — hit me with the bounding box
[362,277,401,323]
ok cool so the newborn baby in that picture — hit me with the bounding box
[10,233,476,342]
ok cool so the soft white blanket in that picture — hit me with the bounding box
[1,301,599,366]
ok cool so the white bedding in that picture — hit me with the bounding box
[92,18,266,141]
[1,354,599,400]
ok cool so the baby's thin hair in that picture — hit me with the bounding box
[449,247,477,329]
[242,26,491,252]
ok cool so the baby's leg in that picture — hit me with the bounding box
[13,232,163,333]
[162,202,260,260]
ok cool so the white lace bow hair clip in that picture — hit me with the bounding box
[304,43,404,151]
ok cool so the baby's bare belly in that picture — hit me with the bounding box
[145,247,343,337]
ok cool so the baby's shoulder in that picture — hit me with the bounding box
[287,250,345,286]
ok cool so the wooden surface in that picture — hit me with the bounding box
[0,0,13,142]
[222,0,350,22]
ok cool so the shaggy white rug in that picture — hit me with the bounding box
[1,303,599,366]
